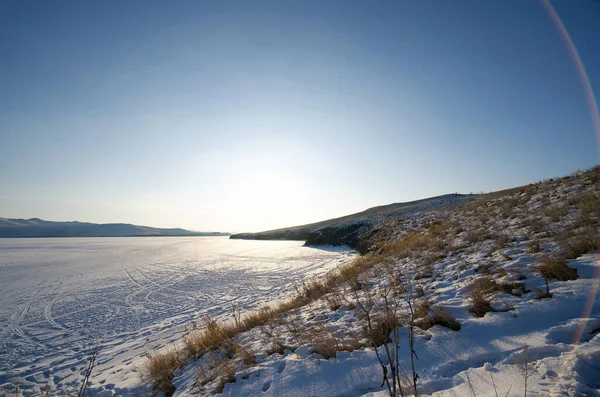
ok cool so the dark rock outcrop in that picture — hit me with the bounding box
[304,223,370,249]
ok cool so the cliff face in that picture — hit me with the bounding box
[304,223,371,250]
[230,222,372,251]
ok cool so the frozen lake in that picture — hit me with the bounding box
[0,237,355,395]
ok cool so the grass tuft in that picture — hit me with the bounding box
[538,256,578,281]
[560,233,598,260]
[141,348,184,395]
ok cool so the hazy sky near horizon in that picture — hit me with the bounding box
[1,1,599,232]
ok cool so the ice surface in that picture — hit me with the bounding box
[0,237,355,395]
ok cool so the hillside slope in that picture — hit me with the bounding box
[231,194,472,250]
[146,166,599,397]
[0,218,230,238]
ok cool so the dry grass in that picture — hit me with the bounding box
[386,225,448,257]
[538,256,578,281]
[362,311,401,347]
[143,251,384,390]
[493,232,510,250]
[145,306,280,390]
[141,347,184,395]
[464,228,493,244]
[469,275,526,297]
[413,298,433,323]
[142,167,600,393]
[524,217,547,234]
[560,233,598,260]
[468,291,494,317]
[543,204,568,223]
[323,289,348,311]
[180,268,372,364]
[197,359,236,393]
[527,240,542,253]
[534,285,553,300]
[414,264,435,280]
[265,338,286,356]
[238,347,256,366]
[215,366,236,394]
[417,305,461,331]
[429,306,461,330]
[312,331,362,359]
[184,317,240,359]
[467,278,497,317]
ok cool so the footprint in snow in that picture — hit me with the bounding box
[276,361,286,373]
[262,380,272,392]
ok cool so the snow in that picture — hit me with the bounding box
[174,251,599,397]
[185,253,599,397]
[168,170,599,397]
[0,237,356,396]
[2,169,599,397]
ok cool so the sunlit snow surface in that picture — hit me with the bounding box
[0,237,356,395]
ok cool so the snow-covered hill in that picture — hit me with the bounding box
[231,194,472,250]
[156,167,599,397]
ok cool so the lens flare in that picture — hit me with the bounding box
[539,0,600,156]
[539,0,600,390]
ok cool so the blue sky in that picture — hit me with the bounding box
[1,0,599,232]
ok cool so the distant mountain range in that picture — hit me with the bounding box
[0,218,230,238]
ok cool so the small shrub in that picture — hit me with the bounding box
[500,252,513,261]
[418,306,461,331]
[238,347,256,365]
[471,276,498,294]
[414,264,434,280]
[282,313,302,340]
[560,233,598,260]
[469,292,494,317]
[543,204,567,222]
[527,240,542,253]
[197,363,218,386]
[464,228,493,244]
[364,312,401,347]
[534,285,552,300]
[323,290,346,311]
[497,281,528,297]
[525,217,546,234]
[467,278,497,317]
[415,286,425,298]
[493,233,510,250]
[312,333,361,359]
[215,365,236,394]
[312,338,339,359]
[538,256,578,281]
[414,299,432,319]
[431,307,461,331]
[577,192,600,218]
[266,339,286,356]
[142,348,183,395]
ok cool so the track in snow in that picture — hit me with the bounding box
[0,236,355,396]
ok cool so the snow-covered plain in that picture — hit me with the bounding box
[0,237,356,396]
